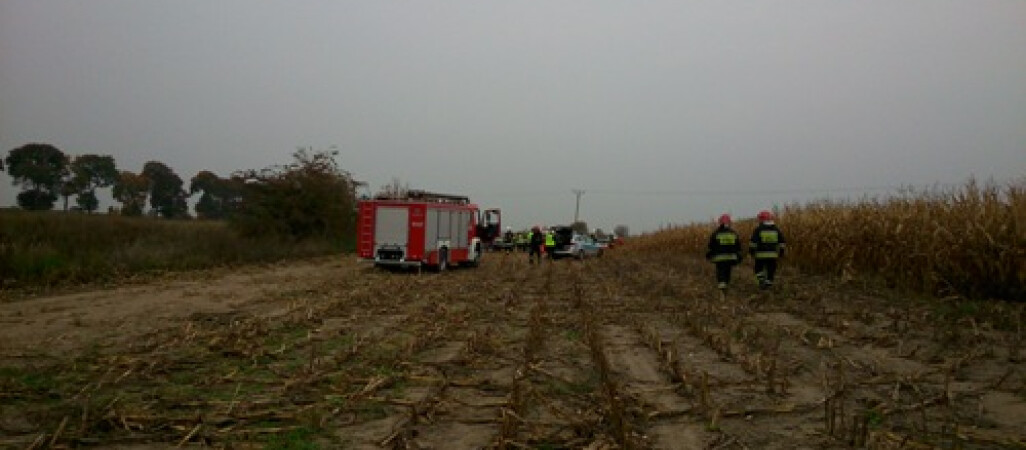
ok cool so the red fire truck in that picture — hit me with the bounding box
[356,190,501,270]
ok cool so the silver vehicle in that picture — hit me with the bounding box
[552,233,604,260]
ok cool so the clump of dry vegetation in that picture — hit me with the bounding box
[626,178,1026,301]
[0,210,343,290]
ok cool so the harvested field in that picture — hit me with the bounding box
[1,252,1025,449]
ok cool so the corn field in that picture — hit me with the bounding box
[627,178,1026,302]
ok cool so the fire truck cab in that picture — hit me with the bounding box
[356,190,501,271]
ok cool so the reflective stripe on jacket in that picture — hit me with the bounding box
[706,227,742,263]
[711,253,739,262]
[749,222,786,259]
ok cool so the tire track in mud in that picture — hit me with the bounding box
[580,256,826,449]
[406,271,527,449]
[564,261,711,450]
[323,266,503,448]
[494,259,614,449]
[391,256,652,449]
[375,255,627,449]
[326,254,569,449]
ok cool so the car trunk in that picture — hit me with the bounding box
[552,226,575,251]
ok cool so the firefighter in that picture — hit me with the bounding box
[706,214,743,292]
[544,228,556,260]
[503,226,514,253]
[749,210,787,289]
[528,225,545,264]
[515,231,529,251]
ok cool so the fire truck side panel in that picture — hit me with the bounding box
[440,209,453,244]
[423,207,475,264]
[450,209,470,262]
[427,208,449,265]
[425,209,438,253]
[458,210,470,248]
[407,204,426,261]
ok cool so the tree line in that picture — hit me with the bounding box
[2,143,361,241]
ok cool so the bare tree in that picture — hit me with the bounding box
[375,177,410,199]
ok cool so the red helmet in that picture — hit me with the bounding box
[718,214,731,225]
[757,210,774,221]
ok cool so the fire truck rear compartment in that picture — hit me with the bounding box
[373,207,412,266]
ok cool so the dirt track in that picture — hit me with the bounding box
[2,252,1025,449]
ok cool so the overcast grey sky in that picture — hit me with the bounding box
[2,1,1024,232]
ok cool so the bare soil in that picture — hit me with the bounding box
[1,252,1024,449]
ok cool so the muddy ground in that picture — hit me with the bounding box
[1,251,1025,449]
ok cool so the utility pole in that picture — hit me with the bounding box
[572,189,585,224]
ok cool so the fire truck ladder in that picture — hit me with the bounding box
[358,204,375,253]
[405,190,469,204]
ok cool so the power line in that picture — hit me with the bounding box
[483,185,895,198]
[480,180,988,199]
[586,185,903,196]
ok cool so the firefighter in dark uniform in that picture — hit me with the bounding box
[528,225,545,264]
[749,210,786,289]
[503,226,514,253]
[706,214,743,292]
